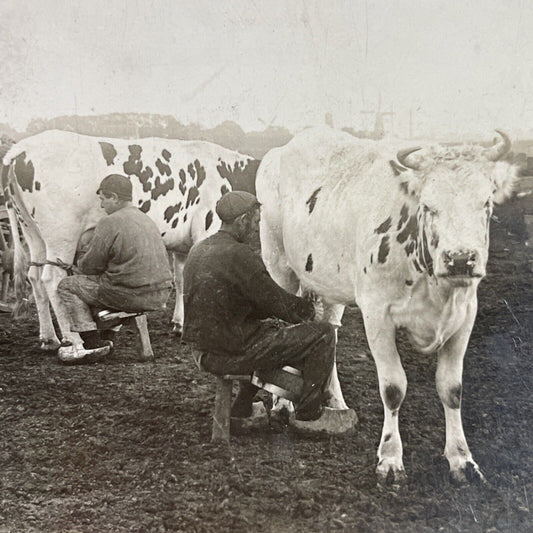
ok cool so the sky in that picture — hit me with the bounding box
[1,0,532,140]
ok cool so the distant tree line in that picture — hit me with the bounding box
[0,113,293,159]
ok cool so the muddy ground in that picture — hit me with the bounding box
[0,200,532,533]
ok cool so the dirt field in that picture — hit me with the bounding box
[1,201,532,533]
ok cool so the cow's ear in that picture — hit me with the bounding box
[492,161,517,204]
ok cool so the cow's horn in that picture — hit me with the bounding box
[485,130,511,161]
[396,147,422,170]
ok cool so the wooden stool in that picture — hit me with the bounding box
[212,374,251,443]
[96,310,154,361]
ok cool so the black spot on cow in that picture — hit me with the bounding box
[306,187,322,214]
[397,204,409,230]
[186,186,199,208]
[305,254,313,272]
[140,200,151,213]
[399,181,409,195]
[138,166,153,193]
[378,235,390,264]
[384,384,403,411]
[151,177,175,201]
[446,385,462,409]
[370,253,373,264]
[178,169,187,195]
[124,145,153,193]
[404,240,415,256]
[205,210,213,230]
[397,215,418,244]
[161,232,166,237]
[171,218,179,229]
[31,207,36,218]
[123,145,143,175]
[99,142,117,166]
[183,213,188,223]
[363,267,367,274]
[221,184,230,196]
[164,203,182,224]
[35,181,41,191]
[413,258,423,273]
[337,264,340,273]
[14,152,35,192]
[383,433,392,443]
[193,159,206,188]
[162,149,171,162]
[156,158,171,177]
[138,199,142,205]
[375,217,392,234]
[187,162,196,180]
[217,159,259,194]
[405,279,413,286]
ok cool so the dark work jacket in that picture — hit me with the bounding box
[79,206,172,311]
[182,231,314,356]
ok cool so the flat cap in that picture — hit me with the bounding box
[97,174,133,201]
[215,191,260,222]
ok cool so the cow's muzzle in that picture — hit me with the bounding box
[441,250,481,278]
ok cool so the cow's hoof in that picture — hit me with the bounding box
[376,461,407,488]
[171,323,182,337]
[40,338,61,351]
[450,461,486,485]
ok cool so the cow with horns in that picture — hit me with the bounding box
[256,127,516,483]
[2,129,259,350]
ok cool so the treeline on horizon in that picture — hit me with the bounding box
[1,113,533,172]
[0,113,296,159]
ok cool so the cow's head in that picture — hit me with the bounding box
[395,131,516,286]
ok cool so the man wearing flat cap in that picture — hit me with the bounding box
[182,191,355,434]
[57,174,172,364]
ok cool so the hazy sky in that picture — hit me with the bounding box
[1,0,532,139]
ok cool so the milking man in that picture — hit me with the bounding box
[182,190,356,434]
[57,174,173,364]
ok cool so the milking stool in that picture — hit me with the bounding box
[95,310,154,361]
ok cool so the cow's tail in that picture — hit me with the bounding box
[2,162,31,318]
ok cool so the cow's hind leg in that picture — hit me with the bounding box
[42,264,83,349]
[363,310,407,485]
[22,229,60,351]
[171,252,186,335]
[28,264,60,351]
[436,304,484,483]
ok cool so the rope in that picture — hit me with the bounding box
[29,258,74,276]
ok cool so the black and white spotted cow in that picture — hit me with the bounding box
[256,127,516,483]
[2,129,258,349]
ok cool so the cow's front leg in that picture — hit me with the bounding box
[436,301,485,483]
[363,311,407,484]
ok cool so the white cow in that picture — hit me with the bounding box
[256,127,516,483]
[2,129,258,350]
